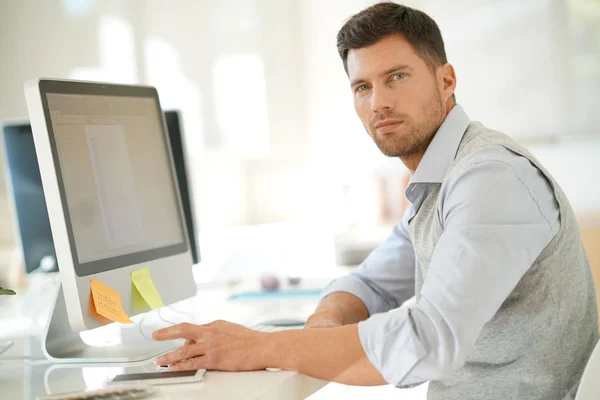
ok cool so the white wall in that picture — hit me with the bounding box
[138,0,312,226]
[0,0,311,246]
[529,140,600,220]
[0,0,136,246]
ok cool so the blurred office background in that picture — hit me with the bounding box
[0,1,599,398]
[0,0,599,285]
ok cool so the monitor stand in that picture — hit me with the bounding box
[43,282,178,363]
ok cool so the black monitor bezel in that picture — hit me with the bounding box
[163,110,200,265]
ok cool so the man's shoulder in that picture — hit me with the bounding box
[444,144,531,187]
[458,121,517,154]
[455,145,522,169]
[447,122,534,178]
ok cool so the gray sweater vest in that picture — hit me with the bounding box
[409,122,598,400]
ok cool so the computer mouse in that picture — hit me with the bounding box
[255,317,305,327]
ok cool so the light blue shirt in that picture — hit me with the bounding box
[320,105,560,387]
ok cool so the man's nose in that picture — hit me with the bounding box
[370,86,395,113]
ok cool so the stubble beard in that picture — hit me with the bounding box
[369,88,445,158]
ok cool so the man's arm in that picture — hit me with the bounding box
[152,149,556,385]
[153,146,558,387]
[153,320,387,385]
[279,148,559,385]
[307,211,417,328]
[268,324,386,385]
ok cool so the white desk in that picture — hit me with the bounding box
[0,358,327,399]
[0,274,331,399]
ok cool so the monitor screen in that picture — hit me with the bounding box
[40,82,187,276]
[3,123,57,273]
[2,110,199,274]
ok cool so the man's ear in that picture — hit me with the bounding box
[439,63,457,102]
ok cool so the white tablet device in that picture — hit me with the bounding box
[109,369,206,386]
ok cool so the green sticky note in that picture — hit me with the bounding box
[130,267,164,309]
[0,287,16,295]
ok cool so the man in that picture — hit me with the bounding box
[152,3,598,399]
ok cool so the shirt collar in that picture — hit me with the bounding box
[409,104,470,185]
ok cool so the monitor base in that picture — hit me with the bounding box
[43,282,176,364]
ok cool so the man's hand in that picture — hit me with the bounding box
[153,321,269,371]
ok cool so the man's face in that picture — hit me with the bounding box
[347,34,447,158]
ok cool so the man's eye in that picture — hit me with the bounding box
[392,73,406,80]
[356,84,369,92]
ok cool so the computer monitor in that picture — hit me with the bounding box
[2,122,57,273]
[1,111,199,273]
[163,111,199,265]
[24,79,196,361]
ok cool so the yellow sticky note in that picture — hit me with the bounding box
[90,279,133,324]
[130,267,164,309]
[131,284,148,313]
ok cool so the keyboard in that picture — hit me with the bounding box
[37,385,159,400]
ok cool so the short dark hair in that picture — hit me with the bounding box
[337,2,448,74]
